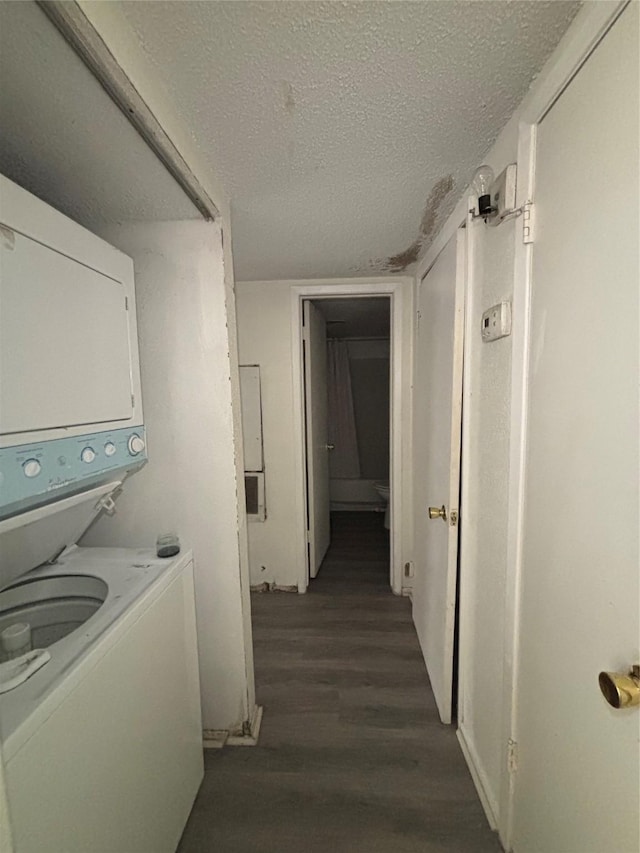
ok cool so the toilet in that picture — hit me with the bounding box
[374,482,390,529]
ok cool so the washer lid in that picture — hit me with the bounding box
[0,481,121,589]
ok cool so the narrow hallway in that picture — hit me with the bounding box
[179,513,500,852]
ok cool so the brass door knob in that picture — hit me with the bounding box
[598,665,640,709]
[428,505,447,521]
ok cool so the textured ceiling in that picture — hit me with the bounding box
[0,1,580,277]
[315,297,390,339]
[0,2,198,231]
[114,0,581,281]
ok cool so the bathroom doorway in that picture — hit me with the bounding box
[290,281,408,594]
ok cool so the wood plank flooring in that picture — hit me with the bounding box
[178,512,501,853]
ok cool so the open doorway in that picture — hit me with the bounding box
[290,280,407,595]
[303,297,391,590]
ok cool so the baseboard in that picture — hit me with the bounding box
[227,705,263,746]
[203,705,264,749]
[250,582,298,593]
[202,729,228,749]
[456,725,499,831]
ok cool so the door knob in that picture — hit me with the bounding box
[598,665,640,709]
[428,505,447,521]
[325,444,335,451]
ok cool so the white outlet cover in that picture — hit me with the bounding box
[481,301,512,342]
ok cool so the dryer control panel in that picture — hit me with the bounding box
[0,426,147,520]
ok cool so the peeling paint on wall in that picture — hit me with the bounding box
[379,174,455,272]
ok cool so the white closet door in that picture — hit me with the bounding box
[412,229,465,724]
[512,7,639,851]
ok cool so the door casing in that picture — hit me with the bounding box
[290,279,410,594]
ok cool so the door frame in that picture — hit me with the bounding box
[290,278,410,595]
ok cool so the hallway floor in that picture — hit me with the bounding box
[178,512,501,852]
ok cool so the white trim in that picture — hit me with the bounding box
[457,725,499,832]
[288,278,409,595]
[226,704,264,747]
[497,122,535,852]
[456,200,479,748]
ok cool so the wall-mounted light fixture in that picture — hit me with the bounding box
[471,164,520,226]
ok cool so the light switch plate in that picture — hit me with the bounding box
[481,301,512,342]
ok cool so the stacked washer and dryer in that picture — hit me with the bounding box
[0,176,204,853]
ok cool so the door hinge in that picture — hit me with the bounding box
[449,509,458,527]
[306,529,311,543]
[507,738,518,774]
[522,202,534,244]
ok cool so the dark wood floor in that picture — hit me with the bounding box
[178,512,501,853]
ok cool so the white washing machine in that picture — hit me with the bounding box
[0,493,203,853]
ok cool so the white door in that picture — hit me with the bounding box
[303,301,331,578]
[512,7,639,852]
[412,229,465,724]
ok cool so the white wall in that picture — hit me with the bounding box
[83,220,255,736]
[77,0,257,737]
[236,279,413,589]
[77,0,228,224]
[235,282,299,588]
[409,52,521,824]
[457,216,516,819]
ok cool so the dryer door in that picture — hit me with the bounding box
[0,230,134,435]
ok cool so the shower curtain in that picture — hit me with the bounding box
[327,339,360,479]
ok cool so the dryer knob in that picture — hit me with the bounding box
[104,442,117,457]
[128,434,145,455]
[81,447,96,464]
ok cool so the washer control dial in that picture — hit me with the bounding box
[104,442,117,457]
[128,434,145,455]
[81,447,96,464]
[23,459,41,478]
